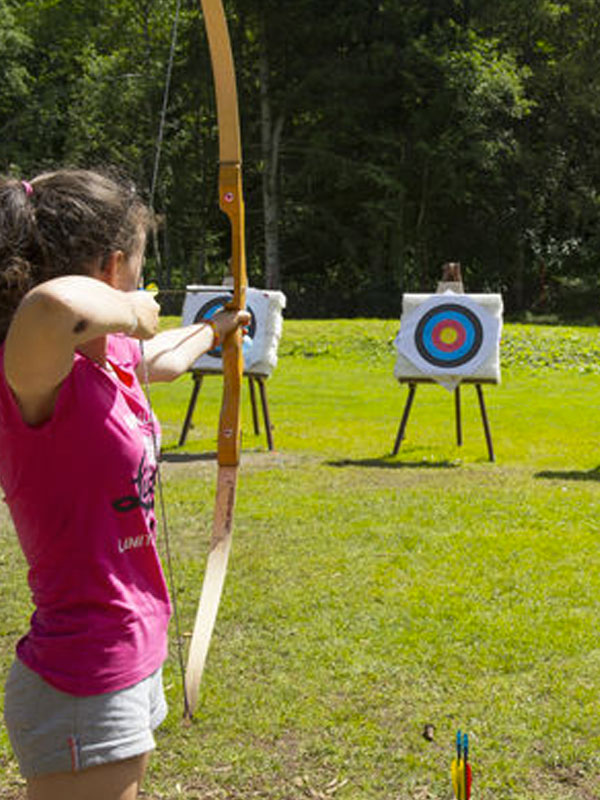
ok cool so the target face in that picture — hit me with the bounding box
[394,293,502,383]
[193,295,256,359]
[415,303,483,368]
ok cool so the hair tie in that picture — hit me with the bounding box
[21,180,33,197]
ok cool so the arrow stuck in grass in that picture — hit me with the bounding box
[451,730,472,799]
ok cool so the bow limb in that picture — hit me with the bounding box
[184,0,247,720]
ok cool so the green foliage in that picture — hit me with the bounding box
[501,322,600,374]
[0,0,33,168]
[2,2,600,314]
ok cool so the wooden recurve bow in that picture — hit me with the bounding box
[184,0,247,720]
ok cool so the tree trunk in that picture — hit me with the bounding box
[258,23,284,289]
[416,161,430,289]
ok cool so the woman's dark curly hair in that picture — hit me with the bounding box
[0,169,151,341]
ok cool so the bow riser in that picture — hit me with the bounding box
[219,163,247,310]
[218,162,247,467]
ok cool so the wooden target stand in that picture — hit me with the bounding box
[392,263,497,462]
[178,369,274,450]
[392,377,496,462]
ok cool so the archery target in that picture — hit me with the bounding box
[415,303,483,368]
[181,286,286,375]
[394,292,502,388]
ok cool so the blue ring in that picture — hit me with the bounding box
[414,304,483,368]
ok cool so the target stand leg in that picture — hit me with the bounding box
[256,376,275,451]
[247,374,275,450]
[454,385,463,446]
[393,383,417,455]
[475,383,495,462]
[248,376,261,435]
[178,371,204,447]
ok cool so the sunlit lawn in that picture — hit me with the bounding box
[1,320,600,799]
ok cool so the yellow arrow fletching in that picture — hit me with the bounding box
[451,758,466,799]
[451,759,460,797]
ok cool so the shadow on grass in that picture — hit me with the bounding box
[327,457,459,470]
[161,450,216,463]
[535,465,600,482]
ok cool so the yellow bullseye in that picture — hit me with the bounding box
[439,326,458,345]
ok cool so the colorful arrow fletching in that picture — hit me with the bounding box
[450,730,472,800]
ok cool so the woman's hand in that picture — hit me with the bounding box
[210,309,251,344]
[128,290,161,339]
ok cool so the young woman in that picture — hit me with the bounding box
[0,169,249,800]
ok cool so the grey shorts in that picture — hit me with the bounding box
[3,659,168,779]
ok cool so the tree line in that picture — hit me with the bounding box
[2,0,600,319]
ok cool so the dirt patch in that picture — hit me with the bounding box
[530,763,600,800]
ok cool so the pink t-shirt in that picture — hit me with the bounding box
[0,335,171,696]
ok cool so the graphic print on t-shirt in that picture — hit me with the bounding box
[112,450,157,513]
[111,439,158,553]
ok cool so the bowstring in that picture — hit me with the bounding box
[149,0,182,278]
[140,342,192,718]
[141,0,191,717]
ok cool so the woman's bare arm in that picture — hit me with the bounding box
[138,309,250,383]
[4,276,159,424]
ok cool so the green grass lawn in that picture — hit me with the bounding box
[2,320,600,799]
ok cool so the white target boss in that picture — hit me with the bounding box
[181,285,286,376]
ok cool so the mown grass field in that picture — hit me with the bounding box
[2,319,600,799]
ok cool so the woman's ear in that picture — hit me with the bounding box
[96,251,126,288]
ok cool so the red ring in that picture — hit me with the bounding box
[431,319,466,352]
